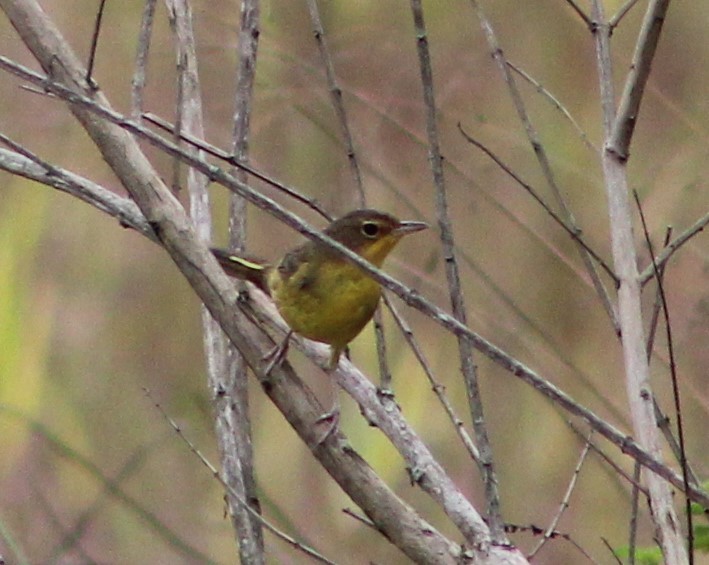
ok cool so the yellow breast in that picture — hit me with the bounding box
[268,259,381,350]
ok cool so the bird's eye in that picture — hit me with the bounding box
[361,221,380,238]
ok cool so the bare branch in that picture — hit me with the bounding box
[639,212,709,285]
[0,143,155,241]
[410,0,505,543]
[528,435,592,559]
[1,48,707,514]
[131,0,157,119]
[608,0,671,159]
[590,0,688,560]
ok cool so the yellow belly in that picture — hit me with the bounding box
[269,260,381,350]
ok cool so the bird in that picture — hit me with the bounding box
[211,208,427,370]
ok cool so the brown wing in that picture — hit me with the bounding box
[276,242,320,291]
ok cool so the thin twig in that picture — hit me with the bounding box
[628,461,641,565]
[85,0,107,86]
[609,0,644,32]
[342,508,376,530]
[305,0,364,206]
[505,523,597,563]
[382,295,481,463]
[507,61,598,154]
[410,0,505,543]
[143,112,332,220]
[567,420,649,497]
[646,230,700,485]
[528,434,592,559]
[564,0,592,26]
[634,190,693,560]
[469,0,620,334]
[142,389,336,565]
[131,0,157,119]
[457,124,617,284]
[646,228,673,357]
[601,537,625,564]
[639,212,708,285]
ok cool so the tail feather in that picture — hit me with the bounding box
[211,248,271,295]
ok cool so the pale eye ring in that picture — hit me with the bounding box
[361,221,380,238]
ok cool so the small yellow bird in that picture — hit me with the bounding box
[211,209,427,369]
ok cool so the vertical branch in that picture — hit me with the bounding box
[408,0,506,544]
[634,192,693,559]
[590,2,687,563]
[166,0,264,562]
[222,0,265,562]
[131,0,158,120]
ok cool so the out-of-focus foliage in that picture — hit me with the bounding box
[0,1,707,563]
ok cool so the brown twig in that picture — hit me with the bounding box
[457,124,617,285]
[410,0,505,543]
[634,190,693,559]
[130,0,157,120]
[142,388,336,565]
[528,434,592,559]
[85,0,107,86]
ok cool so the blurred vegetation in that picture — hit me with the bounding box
[0,1,707,563]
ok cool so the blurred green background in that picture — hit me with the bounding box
[0,1,707,563]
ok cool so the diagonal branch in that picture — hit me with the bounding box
[468,0,620,334]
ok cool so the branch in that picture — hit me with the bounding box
[2,54,706,513]
[469,0,620,334]
[608,0,671,159]
[410,0,505,543]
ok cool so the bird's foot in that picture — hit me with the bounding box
[314,407,340,444]
[261,331,292,375]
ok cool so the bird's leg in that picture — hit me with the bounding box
[314,347,343,443]
[261,330,293,375]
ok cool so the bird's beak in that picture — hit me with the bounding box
[394,220,428,235]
